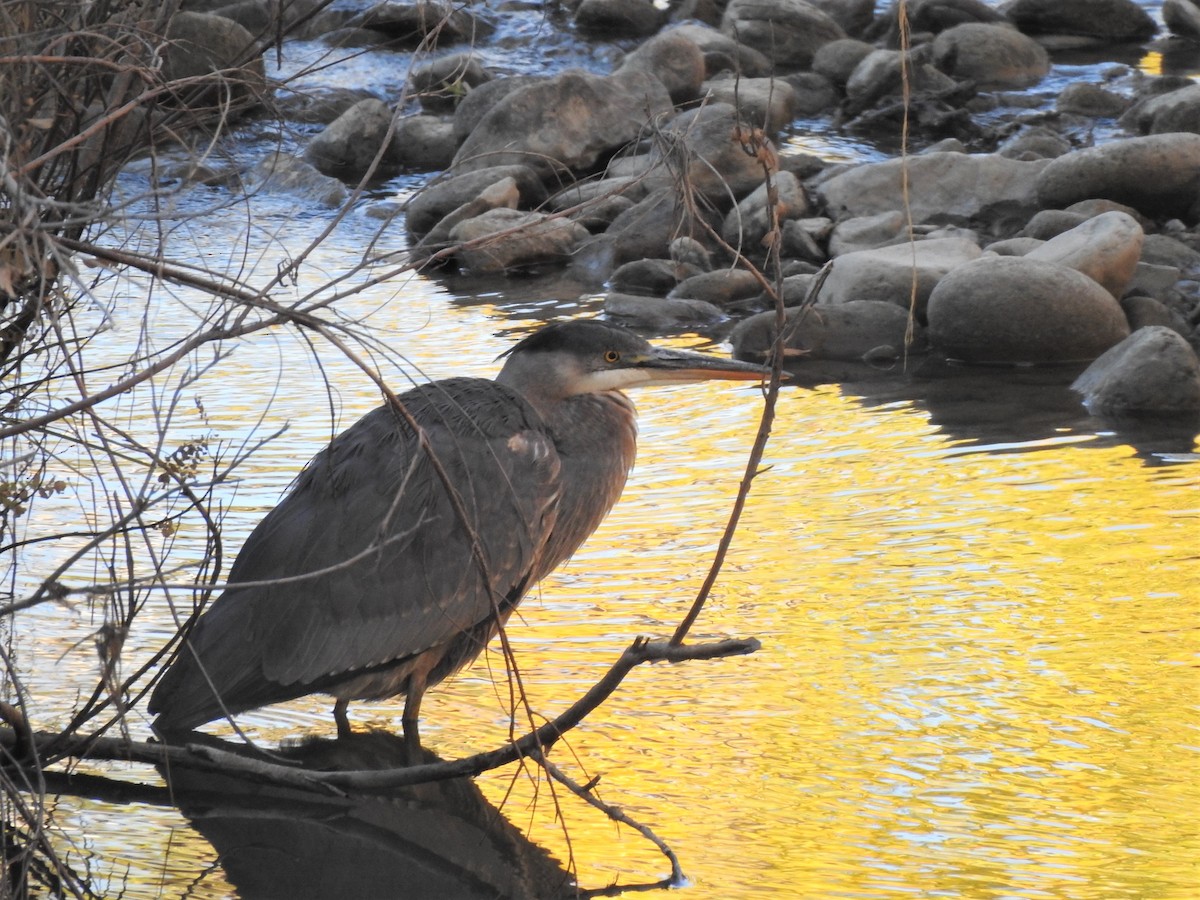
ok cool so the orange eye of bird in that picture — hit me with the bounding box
[604,350,620,363]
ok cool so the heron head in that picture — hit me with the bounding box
[496,319,773,401]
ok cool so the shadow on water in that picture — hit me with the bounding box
[166,732,578,900]
[784,356,1199,464]
[44,732,589,900]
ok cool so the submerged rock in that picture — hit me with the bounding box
[731,300,923,363]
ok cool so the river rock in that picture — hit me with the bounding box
[406,164,546,239]
[664,23,774,78]
[451,69,672,179]
[1121,294,1190,333]
[1140,232,1200,270]
[617,30,708,104]
[730,300,922,362]
[575,0,664,36]
[408,53,490,112]
[926,256,1131,363]
[1072,326,1200,413]
[721,171,810,252]
[781,219,831,263]
[639,103,777,201]
[719,0,847,71]
[611,258,697,295]
[1127,263,1183,301]
[305,98,398,175]
[352,0,480,45]
[903,0,1007,33]
[392,115,457,171]
[1019,209,1088,239]
[163,12,265,111]
[1124,83,1200,135]
[1164,0,1200,38]
[1035,134,1200,220]
[701,77,797,134]
[930,23,1049,89]
[844,49,958,113]
[448,208,590,274]
[1003,0,1157,44]
[410,177,521,266]
[250,151,349,207]
[1056,82,1131,118]
[605,186,723,266]
[998,126,1071,159]
[815,152,1048,233]
[827,211,907,255]
[819,237,982,318]
[668,268,763,306]
[452,76,540,143]
[808,0,874,36]
[812,38,875,87]
[275,86,380,125]
[1024,211,1144,298]
[604,292,725,328]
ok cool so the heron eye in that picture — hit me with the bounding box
[604,350,620,363]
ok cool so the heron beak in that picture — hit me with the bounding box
[633,347,778,385]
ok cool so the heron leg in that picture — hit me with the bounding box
[334,699,352,739]
[402,673,425,754]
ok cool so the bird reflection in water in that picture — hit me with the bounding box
[161,730,576,900]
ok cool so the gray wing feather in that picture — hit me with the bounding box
[150,377,560,726]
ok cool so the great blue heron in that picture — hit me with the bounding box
[149,319,770,741]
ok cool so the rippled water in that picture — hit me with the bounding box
[7,1,1200,898]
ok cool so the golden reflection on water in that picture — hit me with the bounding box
[17,294,1200,898]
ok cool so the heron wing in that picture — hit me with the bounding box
[150,377,560,725]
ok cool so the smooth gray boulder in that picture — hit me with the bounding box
[926,256,1131,363]
[448,208,591,274]
[604,292,725,328]
[163,12,266,111]
[721,171,810,252]
[408,53,490,112]
[1024,211,1145,298]
[819,237,982,318]
[731,300,923,362]
[1035,133,1200,219]
[352,0,479,44]
[393,115,457,171]
[663,23,774,78]
[668,269,763,306]
[719,0,846,71]
[701,77,797,134]
[574,0,664,36]
[305,97,398,175]
[1072,326,1200,413]
[1003,0,1157,43]
[815,152,1049,232]
[605,186,723,266]
[406,165,546,239]
[828,211,907,255]
[1164,0,1200,38]
[616,30,708,104]
[931,23,1050,89]
[639,103,777,201]
[1124,83,1200,136]
[451,69,673,179]
[1056,82,1131,118]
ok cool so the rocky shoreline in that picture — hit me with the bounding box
[175,0,1200,420]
